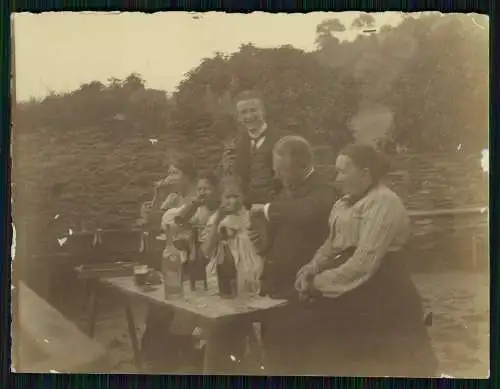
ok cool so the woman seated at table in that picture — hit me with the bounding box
[140,151,203,372]
[295,143,439,377]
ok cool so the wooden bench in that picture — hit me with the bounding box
[15,282,110,373]
[408,207,488,218]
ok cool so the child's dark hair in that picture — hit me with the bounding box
[197,170,219,189]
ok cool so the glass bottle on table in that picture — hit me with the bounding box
[162,251,184,298]
[216,232,238,299]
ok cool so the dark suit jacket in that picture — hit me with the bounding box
[260,171,338,299]
[233,129,282,206]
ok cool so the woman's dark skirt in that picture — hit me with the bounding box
[261,250,439,377]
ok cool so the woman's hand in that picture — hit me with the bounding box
[296,265,323,302]
[294,264,317,293]
[295,275,309,294]
[296,263,317,280]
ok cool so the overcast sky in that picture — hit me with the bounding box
[13,11,405,102]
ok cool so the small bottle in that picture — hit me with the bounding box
[181,248,208,292]
[216,241,238,298]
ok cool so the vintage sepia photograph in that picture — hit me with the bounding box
[10,11,489,377]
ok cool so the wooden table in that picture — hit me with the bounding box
[74,263,136,338]
[99,276,288,374]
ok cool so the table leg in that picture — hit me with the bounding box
[87,283,99,338]
[124,302,142,371]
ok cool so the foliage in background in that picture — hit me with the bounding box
[13,13,488,231]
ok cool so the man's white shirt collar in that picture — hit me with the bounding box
[252,137,266,150]
[250,123,267,150]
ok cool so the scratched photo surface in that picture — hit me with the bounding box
[11,11,489,377]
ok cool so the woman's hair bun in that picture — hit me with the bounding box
[339,143,391,182]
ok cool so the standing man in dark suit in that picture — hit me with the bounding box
[221,90,281,206]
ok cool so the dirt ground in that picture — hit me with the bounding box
[86,271,489,377]
[416,272,489,378]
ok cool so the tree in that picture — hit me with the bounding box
[170,45,353,154]
[14,13,488,233]
[314,12,488,154]
[385,14,488,153]
[123,73,145,91]
[351,13,376,30]
[314,18,345,50]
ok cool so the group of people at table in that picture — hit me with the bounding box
[137,90,439,376]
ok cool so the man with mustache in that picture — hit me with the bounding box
[221,90,282,207]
